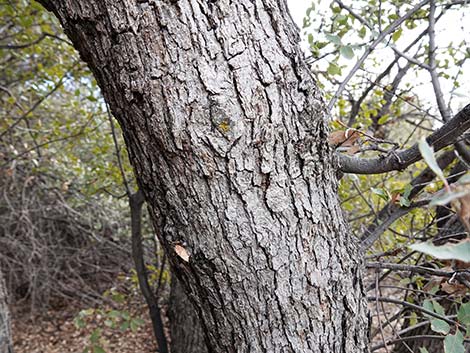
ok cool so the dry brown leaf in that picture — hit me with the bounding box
[403,96,415,102]
[174,244,190,262]
[327,131,345,145]
[450,183,470,233]
[390,192,400,205]
[440,281,468,295]
[327,129,361,147]
[453,259,470,268]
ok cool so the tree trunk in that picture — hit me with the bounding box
[130,190,168,353]
[38,1,369,352]
[169,276,208,353]
[0,270,13,353]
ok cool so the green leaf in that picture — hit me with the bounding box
[358,26,367,39]
[325,33,342,45]
[331,6,341,14]
[111,292,125,303]
[107,310,122,319]
[428,286,440,295]
[306,4,315,17]
[327,62,341,76]
[410,312,418,326]
[121,311,130,320]
[430,318,450,334]
[457,302,470,326]
[409,240,470,262]
[392,28,403,42]
[377,114,390,125]
[120,321,130,331]
[73,317,86,329]
[418,137,445,183]
[432,300,446,316]
[399,184,412,207]
[429,190,469,206]
[444,330,465,353]
[419,348,429,353]
[422,299,434,318]
[132,318,145,326]
[371,188,390,201]
[82,309,95,316]
[340,45,354,59]
[336,14,348,25]
[307,33,314,45]
[90,329,101,344]
[93,346,106,353]
[130,320,139,332]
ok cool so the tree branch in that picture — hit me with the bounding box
[428,0,451,122]
[367,262,455,278]
[328,0,430,111]
[338,103,470,174]
[130,190,169,353]
[360,150,456,250]
[360,200,428,251]
[371,335,470,352]
[367,297,459,326]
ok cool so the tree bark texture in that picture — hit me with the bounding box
[169,276,208,353]
[0,270,13,353]
[38,1,369,352]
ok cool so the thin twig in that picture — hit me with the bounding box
[328,0,431,111]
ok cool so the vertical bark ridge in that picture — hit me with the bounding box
[169,276,209,353]
[38,1,369,352]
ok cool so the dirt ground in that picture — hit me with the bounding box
[12,298,160,353]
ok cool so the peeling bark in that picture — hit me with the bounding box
[38,1,369,352]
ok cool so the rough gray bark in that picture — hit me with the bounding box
[0,270,13,353]
[38,1,369,352]
[169,276,208,353]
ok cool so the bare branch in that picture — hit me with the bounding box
[334,0,373,30]
[371,335,470,352]
[328,0,431,111]
[338,103,470,174]
[390,45,430,70]
[0,33,47,49]
[360,150,456,249]
[107,104,131,197]
[367,297,459,326]
[428,0,452,122]
[367,262,456,278]
[345,10,440,126]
